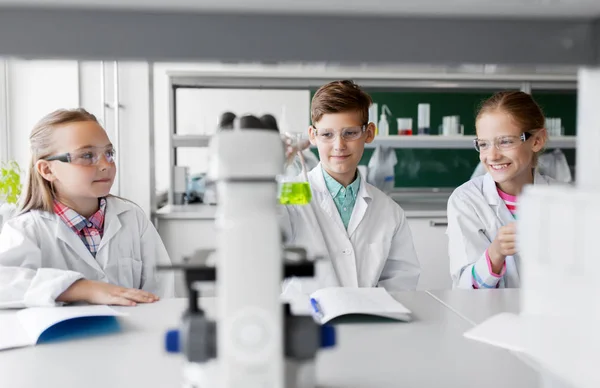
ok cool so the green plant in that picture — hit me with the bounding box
[0,160,22,205]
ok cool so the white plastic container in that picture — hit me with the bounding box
[417,103,430,135]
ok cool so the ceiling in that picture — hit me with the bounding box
[0,0,599,18]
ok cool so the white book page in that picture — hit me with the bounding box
[310,287,412,324]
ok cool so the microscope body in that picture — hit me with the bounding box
[211,129,285,387]
[163,128,333,388]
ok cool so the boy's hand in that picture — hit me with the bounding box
[282,133,310,163]
[57,279,159,306]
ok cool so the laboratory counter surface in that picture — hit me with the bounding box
[0,290,541,388]
[428,288,522,325]
[155,199,449,220]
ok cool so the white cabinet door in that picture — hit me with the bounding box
[407,217,452,290]
[79,61,154,216]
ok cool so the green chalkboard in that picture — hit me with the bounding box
[309,89,577,188]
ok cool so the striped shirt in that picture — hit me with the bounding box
[497,187,517,218]
[53,198,106,257]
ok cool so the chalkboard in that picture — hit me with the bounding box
[309,89,577,188]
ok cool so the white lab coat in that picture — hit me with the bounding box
[447,171,557,289]
[0,196,175,308]
[281,164,420,293]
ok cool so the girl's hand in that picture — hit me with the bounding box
[57,279,159,306]
[487,222,517,273]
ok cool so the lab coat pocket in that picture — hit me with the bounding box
[367,240,391,287]
[118,257,143,289]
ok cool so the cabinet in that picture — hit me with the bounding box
[79,61,154,216]
[407,217,452,290]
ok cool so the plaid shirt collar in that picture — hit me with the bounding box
[53,198,107,233]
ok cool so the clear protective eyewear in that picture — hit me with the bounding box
[473,132,532,153]
[312,125,367,143]
[43,146,116,166]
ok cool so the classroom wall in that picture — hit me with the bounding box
[4,60,80,169]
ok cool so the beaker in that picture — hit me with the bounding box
[279,133,312,205]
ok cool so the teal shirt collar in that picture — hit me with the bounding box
[321,166,361,200]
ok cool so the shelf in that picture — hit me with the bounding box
[172,134,577,149]
[172,134,211,147]
[359,135,578,149]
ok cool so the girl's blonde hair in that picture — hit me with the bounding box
[19,108,99,214]
[476,91,548,166]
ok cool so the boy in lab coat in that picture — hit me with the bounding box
[281,80,420,293]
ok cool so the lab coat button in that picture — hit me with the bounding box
[342,249,352,255]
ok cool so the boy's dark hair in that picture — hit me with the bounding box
[311,80,372,125]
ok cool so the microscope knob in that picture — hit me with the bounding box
[320,325,336,348]
[165,329,180,353]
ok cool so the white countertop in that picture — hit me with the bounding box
[155,203,219,220]
[428,288,522,325]
[0,291,540,388]
[155,200,448,220]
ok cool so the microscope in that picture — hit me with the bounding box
[162,127,335,388]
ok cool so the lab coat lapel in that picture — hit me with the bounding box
[510,170,547,279]
[483,173,521,277]
[98,197,125,253]
[307,165,358,287]
[483,173,515,226]
[309,165,347,236]
[49,213,103,273]
[347,172,371,237]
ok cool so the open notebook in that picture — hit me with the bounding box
[283,286,412,324]
[0,305,125,351]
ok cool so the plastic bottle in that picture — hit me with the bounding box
[378,105,392,136]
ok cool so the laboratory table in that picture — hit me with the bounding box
[0,291,541,388]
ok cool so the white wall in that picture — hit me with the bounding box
[152,62,311,192]
[6,59,80,170]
